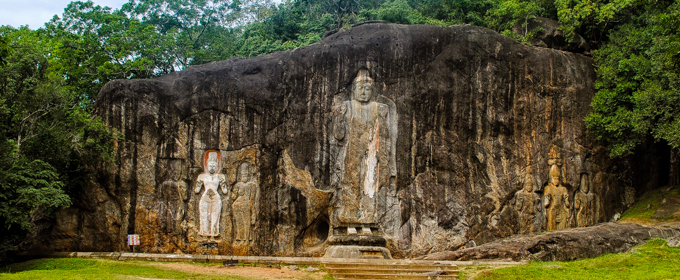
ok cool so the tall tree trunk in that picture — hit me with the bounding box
[670,149,680,186]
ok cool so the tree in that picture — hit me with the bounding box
[585,0,680,157]
[486,0,544,40]
[553,0,638,47]
[123,0,272,67]
[376,0,427,24]
[0,26,113,259]
[45,1,160,104]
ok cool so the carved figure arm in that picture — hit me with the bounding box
[177,180,189,201]
[331,103,347,141]
[194,178,203,194]
[574,195,582,210]
[219,175,228,194]
[250,182,259,225]
[563,193,570,207]
[231,184,238,200]
[544,194,552,208]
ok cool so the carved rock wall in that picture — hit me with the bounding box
[38,23,659,257]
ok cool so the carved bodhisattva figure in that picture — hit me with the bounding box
[330,69,397,235]
[515,172,542,233]
[232,162,259,243]
[194,151,227,238]
[544,154,570,231]
[574,173,597,227]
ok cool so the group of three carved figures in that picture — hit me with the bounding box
[194,151,258,242]
[515,149,599,233]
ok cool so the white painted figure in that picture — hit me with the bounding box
[194,151,227,238]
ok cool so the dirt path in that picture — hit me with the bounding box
[145,262,327,280]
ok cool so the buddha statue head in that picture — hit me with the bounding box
[351,69,374,103]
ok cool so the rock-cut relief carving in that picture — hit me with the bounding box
[158,159,189,232]
[232,162,259,244]
[544,147,570,231]
[514,168,543,233]
[194,150,227,239]
[574,172,597,227]
[329,68,398,234]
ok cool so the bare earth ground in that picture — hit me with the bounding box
[457,263,522,279]
[144,262,327,280]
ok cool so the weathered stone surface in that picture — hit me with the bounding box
[33,23,665,258]
[422,222,680,261]
[667,236,680,247]
[323,245,392,259]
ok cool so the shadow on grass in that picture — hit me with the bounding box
[1,258,97,273]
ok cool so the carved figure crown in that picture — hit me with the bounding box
[208,152,218,163]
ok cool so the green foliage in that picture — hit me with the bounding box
[0,25,114,258]
[486,0,544,42]
[376,0,426,24]
[45,1,159,102]
[554,0,637,45]
[0,160,70,230]
[444,0,498,25]
[122,0,254,68]
[475,239,680,279]
[585,1,680,157]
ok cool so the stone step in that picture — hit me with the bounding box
[324,263,458,270]
[326,267,459,274]
[322,259,460,265]
[325,260,459,280]
[323,260,458,266]
[332,273,458,280]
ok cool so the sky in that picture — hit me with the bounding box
[0,0,129,29]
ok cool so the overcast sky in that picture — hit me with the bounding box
[0,0,129,29]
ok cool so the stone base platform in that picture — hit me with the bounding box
[327,234,387,247]
[323,245,392,259]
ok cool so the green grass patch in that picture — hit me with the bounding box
[621,185,680,223]
[0,258,256,280]
[472,239,680,279]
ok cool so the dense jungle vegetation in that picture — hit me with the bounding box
[1,0,679,260]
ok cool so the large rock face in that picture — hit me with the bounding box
[40,23,652,257]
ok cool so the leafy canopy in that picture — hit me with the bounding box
[0,25,113,257]
[585,0,680,157]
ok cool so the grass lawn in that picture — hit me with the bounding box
[469,238,680,279]
[0,258,331,280]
